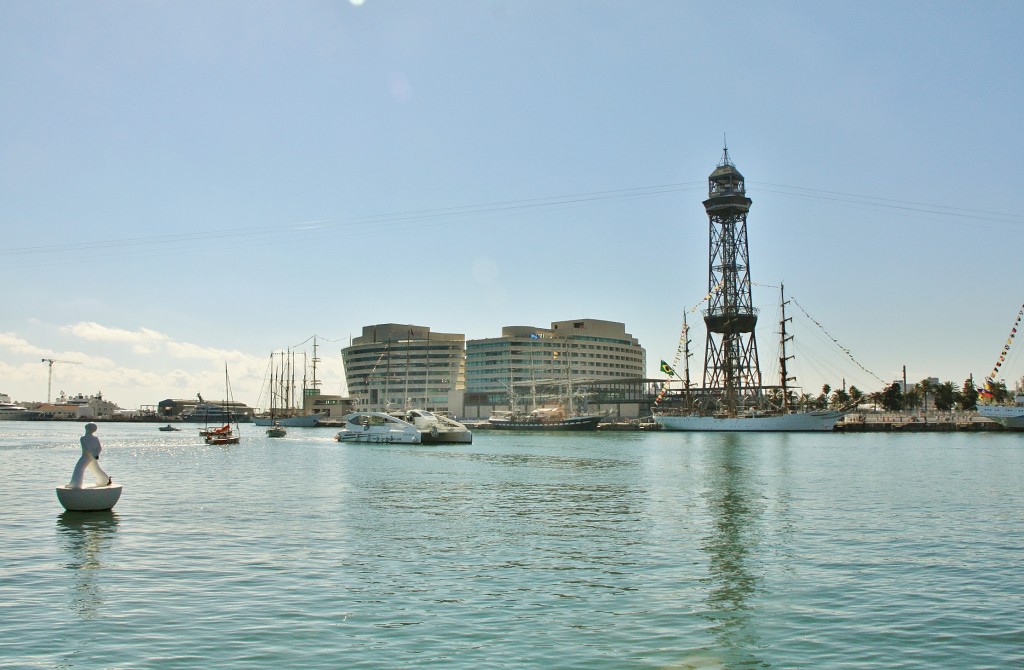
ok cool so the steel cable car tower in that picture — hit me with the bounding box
[701,145,762,415]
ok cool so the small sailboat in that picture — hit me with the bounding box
[205,365,241,445]
[265,381,287,438]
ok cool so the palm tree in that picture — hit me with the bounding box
[849,385,864,407]
[933,381,956,411]
[916,378,937,412]
[830,387,851,409]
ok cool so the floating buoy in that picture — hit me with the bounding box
[55,484,123,512]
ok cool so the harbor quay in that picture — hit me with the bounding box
[7,411,1014,431]
[835,412,1004,432]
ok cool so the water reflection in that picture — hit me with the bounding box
[56,511,119,619]
[701,434,767,665]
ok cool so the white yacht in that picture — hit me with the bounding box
[335,412,422,444]
[0,394,42,421]
[399,409,473,444]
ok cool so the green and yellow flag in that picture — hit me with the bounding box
[660,360,676,376]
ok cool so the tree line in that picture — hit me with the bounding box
[801,377,1015,412]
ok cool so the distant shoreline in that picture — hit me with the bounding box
[2,412,1016,432]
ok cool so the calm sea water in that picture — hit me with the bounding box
[1,422,1021,669]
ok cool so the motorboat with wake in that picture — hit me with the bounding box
[335,412,421,444]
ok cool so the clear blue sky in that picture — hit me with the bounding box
[3,1,1023,410]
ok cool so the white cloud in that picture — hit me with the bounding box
[62,322,170,345]
[165,341,236,362]
[0,332,49,355]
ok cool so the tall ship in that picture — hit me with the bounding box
[253,339,326,427]
[487,365,604,431]
[976,303,1024,429]
[976,401,1024,429]
[653,148,843,432]
[487,406,603,431]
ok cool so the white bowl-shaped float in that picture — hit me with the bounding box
[55,484,123,512]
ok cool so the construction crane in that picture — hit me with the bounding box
[41,358,82,404]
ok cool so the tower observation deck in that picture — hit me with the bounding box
[701,147,762,413]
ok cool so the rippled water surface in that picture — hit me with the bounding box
[1,422,1022,668]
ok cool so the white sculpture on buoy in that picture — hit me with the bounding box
[71,423,110,488]
[56,423,122,512]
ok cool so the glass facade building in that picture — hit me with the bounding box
[342,324,466,414]
[463,319,646,418]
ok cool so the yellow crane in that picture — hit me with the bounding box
[41,358,82,404]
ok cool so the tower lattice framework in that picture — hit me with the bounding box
[701,148,762,414]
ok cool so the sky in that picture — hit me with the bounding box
[3,0,1024,410]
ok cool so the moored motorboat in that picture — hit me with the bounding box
[182,401,252,423]
[0,393,43,421]
[335,412,421,444]
[399,409,473,443]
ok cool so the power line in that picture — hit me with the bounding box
[4,179,1020,267]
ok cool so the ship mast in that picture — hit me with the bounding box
[779,283,795,412]
[682,311,693,412]
[310,336,321,393]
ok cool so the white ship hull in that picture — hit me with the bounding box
[654,410,843,432]
[334,412,422,444]
[976,405,1024,429]
[400,409,474,444]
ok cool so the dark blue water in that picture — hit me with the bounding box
[1,422,1021,668]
